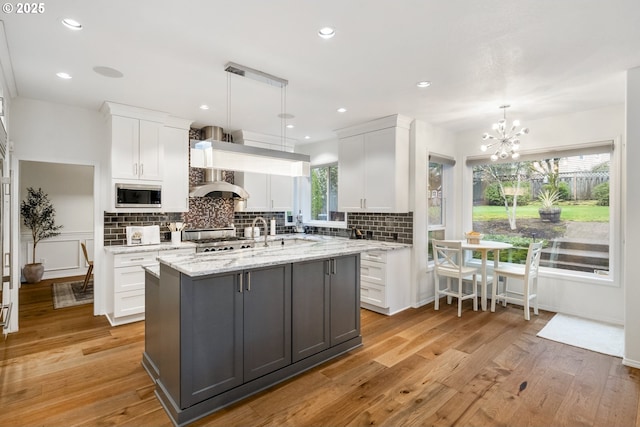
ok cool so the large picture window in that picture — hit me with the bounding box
[469,144,612,275]
[311,164,345,222]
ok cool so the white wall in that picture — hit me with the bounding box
[9,97,107,316]
[624,67,640,367]
[454,104,625,324]
[20,161,93,232]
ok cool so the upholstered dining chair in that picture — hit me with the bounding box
[432,239,479,317]
[490,241,543,320]
[80,242,93,292]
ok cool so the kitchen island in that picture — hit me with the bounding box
[147,237,409,426]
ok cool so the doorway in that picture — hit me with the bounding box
[18,160,95,320]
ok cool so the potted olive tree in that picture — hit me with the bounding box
[538,189,562,222]
[21,187,63,283]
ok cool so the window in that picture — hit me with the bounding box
[311,164,345,222]
[469,143,612,276]
[428,161,449,260]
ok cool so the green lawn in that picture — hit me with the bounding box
[473,202,609,222]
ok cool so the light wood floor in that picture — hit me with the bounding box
[2,276,639,427]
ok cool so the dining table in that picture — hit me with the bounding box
[459,240,513,311]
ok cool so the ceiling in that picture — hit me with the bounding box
[2,0,639,144]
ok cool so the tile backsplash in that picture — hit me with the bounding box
[307,212,413,244]
[104,212,183,246]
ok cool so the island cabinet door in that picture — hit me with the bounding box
[179,273,244,409]
[243,264,292,382]
[292,259,331,362]
[330,254,361,346]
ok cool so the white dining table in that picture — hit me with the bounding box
[459,240,513,311]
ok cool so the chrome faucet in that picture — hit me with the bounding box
[251,216,269,247]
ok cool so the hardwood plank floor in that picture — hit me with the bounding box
[2,276,639,426]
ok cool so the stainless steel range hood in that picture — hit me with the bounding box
[189,169,249,200]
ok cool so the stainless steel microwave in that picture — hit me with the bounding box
[115,183,162,208]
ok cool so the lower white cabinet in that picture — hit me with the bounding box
[105,247,194,326]
[360,248,411,315]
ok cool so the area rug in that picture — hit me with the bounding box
[52,280,93,309]
[537,313,623,358]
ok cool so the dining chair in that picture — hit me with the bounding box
[432,240,479,317]
[490,241,543,320]
[80,242,93,292]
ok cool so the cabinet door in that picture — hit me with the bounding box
[363,127,396,211]
[338,134,365,211]
[144,271,160,377]
[138,120,163,181]
[238,172,270,211]
[270,175,293,211]
[243,264,292,382]
[330,255,361,346]
[161,126,189,211]
[111,116,139,180]
[292,259,330,362]
[180,273,243,408]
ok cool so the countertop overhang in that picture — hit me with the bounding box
[157,236,410,277]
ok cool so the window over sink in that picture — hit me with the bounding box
[310,163,346,226]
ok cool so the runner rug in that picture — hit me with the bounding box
[52,280,93,309]
[537,313,623,358]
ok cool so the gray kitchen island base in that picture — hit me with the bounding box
[153,336,362,427]
[146,253,363,427]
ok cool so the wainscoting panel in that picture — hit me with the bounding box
[20,233,94,281]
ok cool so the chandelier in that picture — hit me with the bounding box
[480,105,529,161]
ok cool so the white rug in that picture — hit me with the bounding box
[537,313,624,358]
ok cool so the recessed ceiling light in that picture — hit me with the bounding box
[200,105,210,110]
[304,136,311,140]
[337,107,347,113]
[286,124,294,129]
[416,81,432,88]
[56,72,72,79]
[277,113,295,119]
[318,27,336,39]
[62,18,83,31]
[93,66,123,78]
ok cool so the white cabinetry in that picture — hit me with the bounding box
[337,115,411,213]
[232,130,295,212]
[105,247,194,326]
[360,248,411,315]
[111,115,163,181]
[102,102,193,213]
[161,118,192,212]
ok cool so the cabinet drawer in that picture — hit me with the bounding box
[361,250,387,263]
[114,289,145,317]
[114,265,146,292]
[361,259,386,285]
[360,282,387,308]
[162,248,195,256]
[114,252,158,268]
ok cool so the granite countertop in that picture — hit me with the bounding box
[157,237,410,277]
[104,241,197,254]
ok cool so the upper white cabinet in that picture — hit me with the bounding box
[337,115,411,213]
[231,130,296,212]
[111,115,163,181]
[161,117,192,212]
[102,102,192,212]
